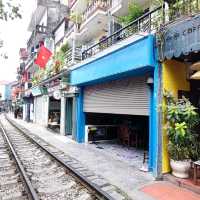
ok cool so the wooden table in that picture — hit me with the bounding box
[193,160,200,185]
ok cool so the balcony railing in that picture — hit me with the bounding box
[82,0,110,22]
[64,47,82,67]
[82,5,164,60]
[27,25,48,49]
[69,0,77,8]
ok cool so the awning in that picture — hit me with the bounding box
[163,14,200,60]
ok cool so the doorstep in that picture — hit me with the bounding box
[141,181,200,200]
[163,173,200,195]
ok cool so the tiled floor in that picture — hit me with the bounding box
[163,173,200,195]
[141,182,200,200]
[90,142,145,169]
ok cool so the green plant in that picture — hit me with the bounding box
[70,12,82,24]
[118,1,143,25]
[60,42,69,54]
[163,90,200,161]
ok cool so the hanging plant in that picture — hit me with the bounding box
[70,12,82,25]
[60,42,70,54]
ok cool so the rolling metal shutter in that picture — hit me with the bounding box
[84,76,150,116]
[34,96,46,125]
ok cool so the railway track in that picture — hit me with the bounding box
[0,116,115,200]
[0,123,36,200]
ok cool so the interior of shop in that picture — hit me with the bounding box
[85,112,149,169]
[86,112,149,149]
[48,96,61,132]
[177,54,200,136]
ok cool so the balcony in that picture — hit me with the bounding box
[69,0,87,13]
[69,0,109,44]
[109,0,128,16]
[82,0,110,22]
[27,25,48,48]
[64,47,82,67]
[63,23,76,46]
[82,5,163,60]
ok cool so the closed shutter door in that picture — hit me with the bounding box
[84,76,149,116]
[35,96,44,125]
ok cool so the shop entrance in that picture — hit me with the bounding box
[65,97,73,135]
[83,76,151,170]
[86,113,149,148]
[85,112,149,170]
[48,96,61,132]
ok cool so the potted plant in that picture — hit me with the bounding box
[163,91,200,178]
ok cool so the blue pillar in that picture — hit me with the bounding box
[148,84,153,172]
[148,61,161,177]
[148,35,161,177]
[76,87,85,143]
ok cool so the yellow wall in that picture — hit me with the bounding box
[162,60,190,173]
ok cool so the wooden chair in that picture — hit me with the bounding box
[118,125,131,147]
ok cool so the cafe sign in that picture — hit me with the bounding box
[163,14,200,59]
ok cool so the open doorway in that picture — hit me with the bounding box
[85,112,149,170]
[48,96,61,133]
[65,97,73,136]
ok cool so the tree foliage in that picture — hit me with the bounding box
[118,1,143,25]
[0,0,21,21]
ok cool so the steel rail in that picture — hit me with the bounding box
[5,116,115,200]
[0,120,40,200]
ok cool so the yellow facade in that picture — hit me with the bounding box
[162,60,190,173]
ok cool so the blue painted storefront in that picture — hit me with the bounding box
[70,35,160,176]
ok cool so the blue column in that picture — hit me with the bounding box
[148,35,161,177]
[76,87,85,143]
[148,84,153,172]
[148,61,161,177]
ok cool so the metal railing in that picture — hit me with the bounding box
[82,0,110,22]
[82,5,164,60]
[64,47,82,67]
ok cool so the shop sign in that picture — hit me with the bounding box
[32,86,47,96]
[32,86,42,97]
[63,86,79,97]
[47,85,60,94]
[163,14,200,59]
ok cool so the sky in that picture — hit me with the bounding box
[0,0,35,82]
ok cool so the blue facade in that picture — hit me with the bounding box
[71,36,155,86]
[71,35,160,176]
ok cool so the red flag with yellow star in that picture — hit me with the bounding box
[34,45,52,69]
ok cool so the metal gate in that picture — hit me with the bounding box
[84,76,150,116]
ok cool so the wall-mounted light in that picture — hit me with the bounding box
[146,77,154,87]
